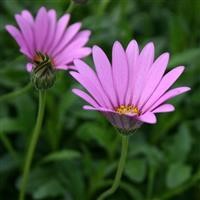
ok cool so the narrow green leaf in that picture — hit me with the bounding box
[169,48,200,67]
[42,150,81,163]
[0,118,21,133]
[33,180,66,199]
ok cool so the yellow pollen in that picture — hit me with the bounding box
[116,105,140,115]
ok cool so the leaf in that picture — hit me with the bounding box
[166,163,191,188]
[0,118,21,133]
[42,150,81,163]
[146,146,164,167]
[76,122,115,151]
[125,158,146,183]
[22,166,71,199]
[129,136,164,169]
[169,48,200,67]
[60,162,85,200]
[33,179,67,199]
[164,124,192,163]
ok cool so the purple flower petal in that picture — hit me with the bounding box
[6,25,31,58]
[93,46,118,107]
[51,22,81,56]
[34,7,48,51]
[15,14,34,56]
[21,10,34,24]
[26,63,33,72]
[138,52,169,108]
[48,14,70,54]
[54,36,90,64]
[83,105,114,112]
[142,66,185,112]
[43,9,57,53]
[55,65,69,70]
[132,42,154,106]
[70,71,108,107]
[148,86,191,112]
[72,89,99,107]
[74,59,112,108]
[125,40,139,105]
[55,48,91,66]
[112,41,129,105]
[152,104,175,113]
[138,112,157,124]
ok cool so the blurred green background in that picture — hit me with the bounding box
[0,0,200,199]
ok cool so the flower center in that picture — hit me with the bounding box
[31,52,56,90]
[116,105,140,115]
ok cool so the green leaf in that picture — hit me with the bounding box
[169,48,200,67]
[146,146,164,168]
[164,124,192,163]
[0,118,21,133]
[125,158,146,183]
[77,122,115,151]
[166,163,191,188]
[33,179,67,199]
[42,150,81,163]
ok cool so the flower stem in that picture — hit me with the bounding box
[97,136,129,200]
[0,83,32,103]
[19,90,46,200]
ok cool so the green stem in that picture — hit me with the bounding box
[19,90,46,200]
[97,136,129,200]
[0,83,32,103]
[0,132,18,161]
[66,0,75,13]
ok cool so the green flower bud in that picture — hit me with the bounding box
[31,52,56,90]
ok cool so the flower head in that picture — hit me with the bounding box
[6,7,91,89]
[71,40,190,134]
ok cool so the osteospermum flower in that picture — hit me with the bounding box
[71,40,190,134]
[6,7,91,89]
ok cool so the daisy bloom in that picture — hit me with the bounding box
[71,40,190,134]
[6,7,91,89]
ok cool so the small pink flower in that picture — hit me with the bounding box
[71,40,190,133]
[6,7,91,72]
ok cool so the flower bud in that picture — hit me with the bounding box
[31,52,56,90]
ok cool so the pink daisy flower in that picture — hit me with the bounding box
[71,40,190,133]
[6,7,91,89]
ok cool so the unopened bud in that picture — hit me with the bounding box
[31,52,56,90]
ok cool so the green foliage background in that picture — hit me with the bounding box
[0,0,200,199]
